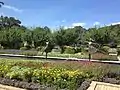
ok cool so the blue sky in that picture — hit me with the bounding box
[0,0,120,29]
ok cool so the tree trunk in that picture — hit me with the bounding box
[60,46,64,54]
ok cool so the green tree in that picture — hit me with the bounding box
[0,16,21,30]
[54,26,85,53]
[32,27,52,47]
[0,26,24,49]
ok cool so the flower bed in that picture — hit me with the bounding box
[0,58,120,89]
[0,65,88,89]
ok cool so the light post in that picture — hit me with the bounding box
[45,41,49,60]
[88,40,92,61]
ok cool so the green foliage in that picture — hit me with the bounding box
[7,67,86,89]
[81,47,88,53]
[101,46,110,53]
[0,16,21,30]
[117,48,120,55]
[32,27,52,47]
[1,15,120,55]
[54,26,85,53]
[64,46,75,54]
[0,16,53,49]
[21,30,32,43]
[0,58,120,89]
[48,53,89,59]
[6,66,33,81]
[0,65,11,77]
[84,25,120,46]
[0,61,87,89]
[51,48,61,53]
[20,47,29,50]
[45,44,54,53]
[20,51,38,56]
[75,47,82,53]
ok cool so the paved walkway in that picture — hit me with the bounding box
[87,81,120,90]
[0,84,25,90]
[0,54,120,64]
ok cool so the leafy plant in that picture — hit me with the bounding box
[0,58,120,89]
[20,47,28,50]
[64,46,75,54]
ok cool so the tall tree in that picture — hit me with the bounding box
[54,26,85,53]
[0,16,21,30]
[32,27,52,47]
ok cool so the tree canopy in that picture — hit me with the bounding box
[0,15,120,51]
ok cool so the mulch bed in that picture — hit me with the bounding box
[0,78,47,90]
[0,77,91,90]
[0,77,119,90]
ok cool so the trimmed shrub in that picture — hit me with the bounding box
[101,46,110,53]
[64,46,75,54]
[20,47,28,50]
[51,49,60,53]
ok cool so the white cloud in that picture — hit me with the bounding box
[63,22,86,29]
[64,26,73,29]
[72,22,86,27]
[3,5,23,13]
[93,22,100,26]
[109,22,120,25]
